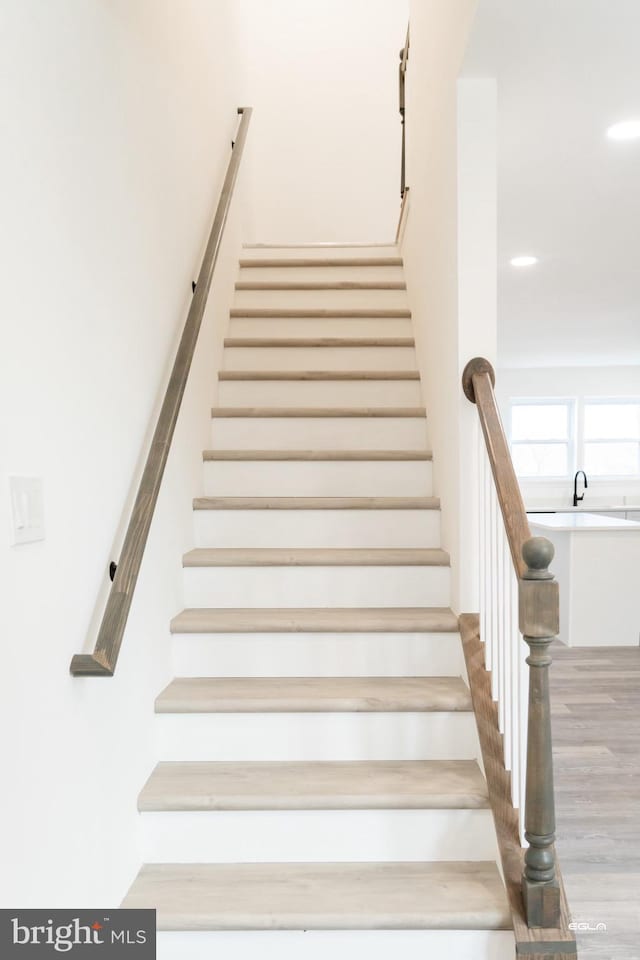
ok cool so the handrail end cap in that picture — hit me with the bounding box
[462,357,495,403]
[70,654,114,678]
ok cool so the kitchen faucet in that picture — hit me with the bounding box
[573,470,588,507]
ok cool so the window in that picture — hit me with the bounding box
[510,401,574,478]
[583,401,640,477]
[508,396,640,480]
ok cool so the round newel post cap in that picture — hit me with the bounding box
[522,536,555,580]
[462,357,496,403]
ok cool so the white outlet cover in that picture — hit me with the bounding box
[10,476,45,545]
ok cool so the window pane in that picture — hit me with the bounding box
[512,442,568,477]
[584,442,640,476]
[511,404,568,441]
[584,403,640,440]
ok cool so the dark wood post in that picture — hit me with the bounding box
[519,536,561,927]
[399,25,409,198]
[399,47,406,197]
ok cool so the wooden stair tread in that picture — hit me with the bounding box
[242,242,397,248]
[239,257,403,268]
[138,759,488,811]
[235,281,406,290]
[210,407,426,418]
[218,370,420,380]
[193,496,441,510]
[203,449,433,461]
[156,677,471,713]
[229,308,411,318]
[223,337,414,347]
[170,607,459,635]
[121,860,511,930]
[182,548,449,567]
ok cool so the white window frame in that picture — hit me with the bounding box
[581,397,640,479]
[508,398,577,480]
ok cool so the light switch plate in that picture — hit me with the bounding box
[10,476,45,545]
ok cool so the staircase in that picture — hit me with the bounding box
[122,244,515,958]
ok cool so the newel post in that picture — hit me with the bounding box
[519,536,561,927]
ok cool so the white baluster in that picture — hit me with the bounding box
[479,432,487,659]
[509,563,521,814]
[490,482,499,702]
[497,504,505,734]
[502,532,512,777]
[519,630,529,846]
[484,453,492,670]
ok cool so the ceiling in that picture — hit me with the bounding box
[462,0,640,368]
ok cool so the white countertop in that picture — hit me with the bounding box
[529,512,640,532]
[527,504,640,513]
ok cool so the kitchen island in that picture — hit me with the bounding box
[528,512,640,646]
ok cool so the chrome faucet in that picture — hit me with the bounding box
[573,470,588,507]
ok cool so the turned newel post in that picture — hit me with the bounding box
[519,536,561,927]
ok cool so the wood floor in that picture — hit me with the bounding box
[550,642,640,960]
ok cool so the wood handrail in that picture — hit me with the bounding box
[462,357,531,578]
[70,107,253,677]
[463,356,562,929]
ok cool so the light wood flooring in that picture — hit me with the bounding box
[551,642,640,960]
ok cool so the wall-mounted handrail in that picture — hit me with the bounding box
[399,23,410,198]
[70,107,253,678]
[463,357,561,929]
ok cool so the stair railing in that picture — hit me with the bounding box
[462,357,561,929]
[70,106,253,678]
[399,23,410,198]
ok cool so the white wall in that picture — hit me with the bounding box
[401,0,479,612]
[234,0,409,242]
[0,0,244,907]
[456,78,498,610]
[496,365,640,507]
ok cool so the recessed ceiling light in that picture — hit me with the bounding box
[510,256,538,268]
[606,119,640,141]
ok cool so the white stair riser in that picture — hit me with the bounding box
[182,566,451,609]
[233,289,409,310]
[238,266,405,284]
[218,380,423,407]
[170,632,466,679]
[194,510,440,549]
[241,245,400,261]
[140,809,497,863]
[156,713,479,762]
[229,319,414,339]
[157,930,515,960]
[202,462,433,497]
[210,418,429,451]
[222,347,416,372]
